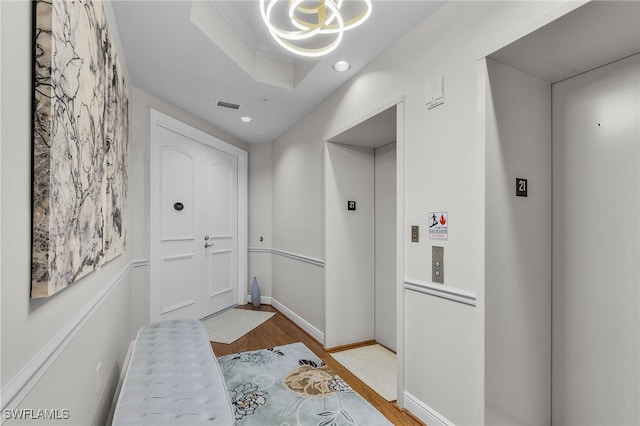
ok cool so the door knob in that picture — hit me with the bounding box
[204,242,215,248]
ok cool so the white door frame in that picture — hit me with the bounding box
[322,95,406,407]
[149,109,247,322]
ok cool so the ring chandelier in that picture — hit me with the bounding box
[259,0,372,58]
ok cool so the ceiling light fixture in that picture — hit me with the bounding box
[240,116,253,123]
[259,0,372,58]
[333,60,351,72]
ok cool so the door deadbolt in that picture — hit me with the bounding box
[204,235,214,248]
[173,202,184,211]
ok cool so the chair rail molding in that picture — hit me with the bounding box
[1,259,150,416]
[404,278,477,307]
[248,247,324,268]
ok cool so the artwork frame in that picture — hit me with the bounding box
[31,0,128,298]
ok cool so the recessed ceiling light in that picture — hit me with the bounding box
[333,60,352,72]
[240,116,252,123]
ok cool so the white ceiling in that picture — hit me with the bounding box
[328,105,397,149]
[112,0,444,144]
[490,1,640,84]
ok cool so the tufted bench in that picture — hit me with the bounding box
[112,319,234,425]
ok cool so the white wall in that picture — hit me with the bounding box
[0,3,252,423]
[269,2,573,423]
[0,1,148,424]
[552,53,640,426]
[374,143,397,351]
[484,59,552,425]
[325,143,375,348]
[271,119,326,336]
[130,88,247,156]
[248,142,272,300]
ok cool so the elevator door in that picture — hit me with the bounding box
[375,143,397,351]
[552,53,639,425]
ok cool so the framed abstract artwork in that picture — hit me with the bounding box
[32,0,128,298]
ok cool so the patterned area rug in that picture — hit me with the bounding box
[218,342,392,425]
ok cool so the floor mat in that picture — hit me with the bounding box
[201,308,274,344]
[330,344,396,401]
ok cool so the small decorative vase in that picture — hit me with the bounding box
[251,277,261,308]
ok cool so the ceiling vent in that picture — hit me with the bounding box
[215,100,242,110]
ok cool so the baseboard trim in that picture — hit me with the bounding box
[248,247,324,268]
[325,340,377,353]
[246,294,273,306]
[271,298,325,344]
[0,259,149,416]
[404,279,477,307]
[404,391,455,426]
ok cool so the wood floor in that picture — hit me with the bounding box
[211,304,424,426]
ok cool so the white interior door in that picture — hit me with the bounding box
[150,110,247,322]
[200,145,238,315]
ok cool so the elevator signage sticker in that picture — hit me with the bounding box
[429,211,448,240]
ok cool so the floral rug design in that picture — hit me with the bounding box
[218,342,392,425]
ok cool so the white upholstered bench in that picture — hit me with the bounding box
[112,319,234,425]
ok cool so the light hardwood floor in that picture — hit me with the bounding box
[211,304,425,426]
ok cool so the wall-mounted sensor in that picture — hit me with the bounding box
[426,76,445,110]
